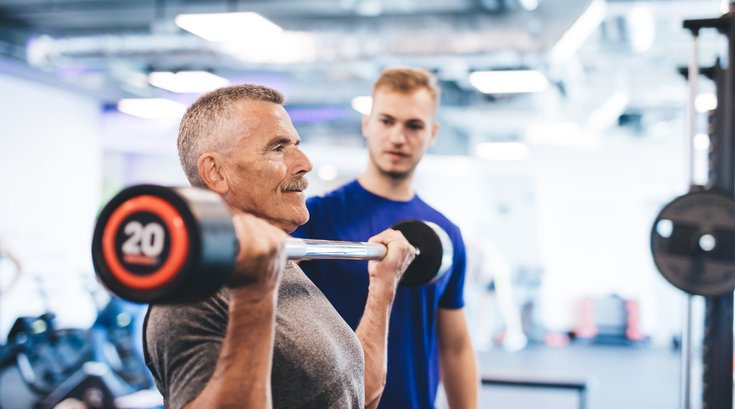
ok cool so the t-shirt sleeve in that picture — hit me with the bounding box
[438,226,467,309]
[145,297,227,409]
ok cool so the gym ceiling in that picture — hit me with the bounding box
[0,0,724,152]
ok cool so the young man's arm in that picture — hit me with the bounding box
[437,308,479,409]
[355,229,415,409]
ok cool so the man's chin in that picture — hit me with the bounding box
[286,209,309,233]
[381,168,412,180]
[375,159,415,179]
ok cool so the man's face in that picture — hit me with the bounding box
[222,101,312,233]
[362,88,439,179]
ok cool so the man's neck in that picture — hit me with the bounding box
[357,167,415,202]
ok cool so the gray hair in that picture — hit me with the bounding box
[177,84,285,187]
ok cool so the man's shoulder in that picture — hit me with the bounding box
[309,180,357,201]
[305,180,360,211]
[412,197,460,232]
[146,289,229,334]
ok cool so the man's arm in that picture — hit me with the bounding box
[437,308,479,409]
[183,214,287,409]
[355,229,415,409]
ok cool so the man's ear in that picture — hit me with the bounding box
[198,153,229,194]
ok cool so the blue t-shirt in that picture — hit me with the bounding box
[293,179,467,409]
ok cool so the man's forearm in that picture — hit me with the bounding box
[440,345,479,409]
[355,282,395,408]
[186,288,277,409]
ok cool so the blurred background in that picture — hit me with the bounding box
[0,0,730,408]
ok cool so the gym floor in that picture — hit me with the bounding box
[2,342,685,409]
[473,344,680,409]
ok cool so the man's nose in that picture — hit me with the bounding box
[292,146,313,175]
[389,126,407,145]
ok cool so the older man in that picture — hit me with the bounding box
[144,84,415,409]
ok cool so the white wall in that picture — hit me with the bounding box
[530,132,688,344]
[0,72,102,339]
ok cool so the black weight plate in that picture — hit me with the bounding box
[651,189,735,296]
[392,220,453,287]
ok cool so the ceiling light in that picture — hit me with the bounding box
[148,71,230,93]
[175,12,282,42]
[117,98,186,119]
[351,96,372,115]
[695,93,717,113]
[694,133,711,151]
[475,142,530,161]
[220,31,317,64]
[627,6,655,54]
[469,70,549,94]
[519,0,539,11]
[318,164,339,181]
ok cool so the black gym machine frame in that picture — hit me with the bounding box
[652,7,735,409]
[687,11,735,409]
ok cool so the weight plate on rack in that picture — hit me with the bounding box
[651,189,735,296]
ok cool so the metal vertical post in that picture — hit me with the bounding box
[680,30,700,409]
[681,294,693,409]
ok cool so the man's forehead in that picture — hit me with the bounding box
[373,90,435,119]
[232,101,296,143]
[233,100,291,125]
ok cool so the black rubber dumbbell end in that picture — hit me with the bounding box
[391,220,454,287]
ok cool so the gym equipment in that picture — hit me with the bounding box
[481,376,589,409]
[91,296,153,391]
[37,362,130,409]
[92,184,454,303]
[649,9,735,409]
[651,189,735,296]
[573,295,647,345]
[0,313,93,396]
[0,306,160,409]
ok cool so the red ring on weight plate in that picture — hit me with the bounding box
[101,195,190,290]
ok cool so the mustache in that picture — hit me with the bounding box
[281,177,309,192]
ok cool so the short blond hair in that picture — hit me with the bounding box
[177,84,284,187]
[372,67,441,110]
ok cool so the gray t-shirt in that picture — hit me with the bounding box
[144,262,365,409]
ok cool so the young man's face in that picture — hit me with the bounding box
[362,88,439,180]
[223,100,312,233]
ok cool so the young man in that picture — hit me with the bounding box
[144,84,416,409]
[294,67,479,408]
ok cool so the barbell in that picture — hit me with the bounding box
[91,185,454,303]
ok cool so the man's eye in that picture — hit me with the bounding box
[407,123,424,131]
[380,118,393,125]
[273,145,285,152]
